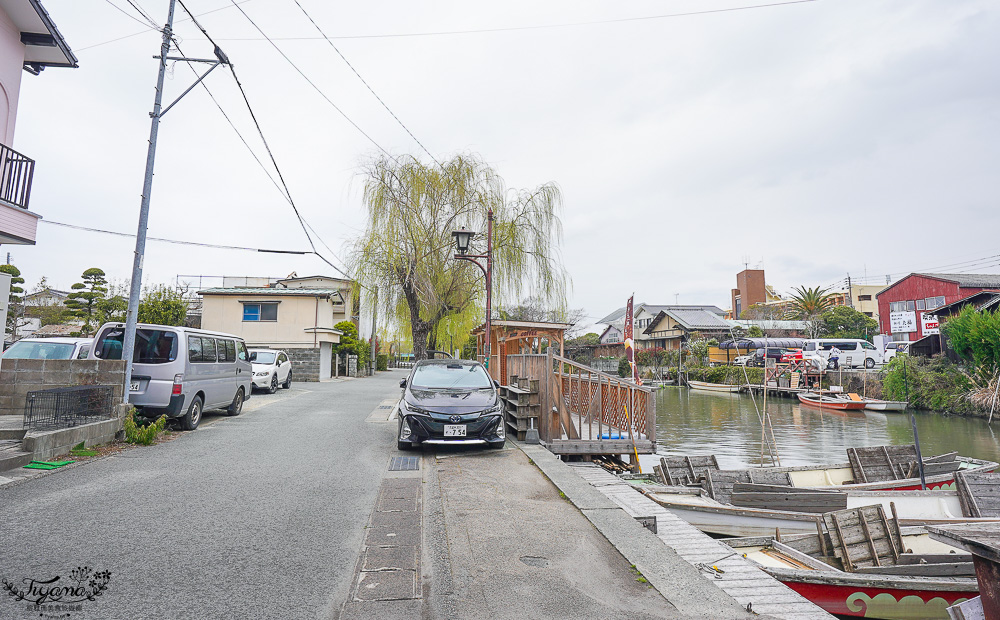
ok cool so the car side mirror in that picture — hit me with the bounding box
[399,379,407,388]
[493,380,500,388]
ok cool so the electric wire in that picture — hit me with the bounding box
[124,0,161,29]
[103,0,158,29]
[40,220,309,254]
[178,1,355,281]
[219,0,821,42]
[291,0,442,169]
[78,0,257,51]
[227,0,396,160]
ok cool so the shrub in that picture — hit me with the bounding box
[123,410,167,445]
[618,357,631,378]
[882,355,976,413]
[376,354,389,371]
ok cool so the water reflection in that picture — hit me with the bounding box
[642,387,1000,471]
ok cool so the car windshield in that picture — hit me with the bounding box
[411,363,493,390]
[251,351,276,364]
[93,328,178,364]
[2,341,76,360]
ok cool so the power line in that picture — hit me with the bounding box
[226,0,395,160]
[219,0,821,42]
[40,220,310,254]
[103,0,158,29]
[124,0,160,28]
[291,0,442,168]
[77,0,257,51]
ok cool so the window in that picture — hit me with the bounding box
[93,327,177,364]
[251,351,276,364]
[278,353,288,364]
[864,312,873,317]
[906,301,915,312]
[243,302,278,322]
[926,296,945,309]
[189,337,218,363]
[916,300,925,310]
[217,339,236,363]
[237,341,249,362]
[858,295,872,301]
[862,342,876,350]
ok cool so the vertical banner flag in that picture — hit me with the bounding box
[623,296,642,386]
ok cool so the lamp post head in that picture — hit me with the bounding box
[452,227,475,255]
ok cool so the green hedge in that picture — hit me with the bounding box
[684,366,764,385]
[376,354,389,371]
[882,356,977,414]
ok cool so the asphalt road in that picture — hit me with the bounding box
[0,371,404,620]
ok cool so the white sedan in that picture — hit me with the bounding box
[249,349,292,393]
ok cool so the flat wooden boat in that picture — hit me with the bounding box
[687,380,741,393]
[655,451,997,494]
[724,530,977,619]
[863,400,909,412]
[798,392,867,410]
[641,487,1000,538]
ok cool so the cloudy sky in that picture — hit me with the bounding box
[13,0,1000,325]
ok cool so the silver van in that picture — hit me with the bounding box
[89,323,252,430]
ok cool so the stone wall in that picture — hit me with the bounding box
[23,403,131,461]
[0,359,126,417]
[286,347,321,382]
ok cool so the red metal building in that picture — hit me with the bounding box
[876,273,1000,341]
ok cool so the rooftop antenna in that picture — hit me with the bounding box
[675,293,679,305]
[742,255,750,271]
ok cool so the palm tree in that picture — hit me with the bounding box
[786,286,836,337]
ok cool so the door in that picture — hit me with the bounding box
[215,338,238,406]
[236,341,252,395]
[277,352,291,383]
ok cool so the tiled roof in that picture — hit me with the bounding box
[33,324,79,336]
[198,288,341,297]
[597,304,725,325]
[664,308,731,331]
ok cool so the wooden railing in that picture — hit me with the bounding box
[505,352,656,456]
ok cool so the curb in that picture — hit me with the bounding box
[513,441,756,620]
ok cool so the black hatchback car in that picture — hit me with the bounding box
[396,359,505,450]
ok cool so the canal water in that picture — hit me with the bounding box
[642,387,1000,471]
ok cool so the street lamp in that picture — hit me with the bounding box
[452,211,493,370]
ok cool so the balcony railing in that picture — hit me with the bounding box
[0,143,35,210]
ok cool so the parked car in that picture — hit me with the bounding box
[751,348,787,367]
[780,349,803,363]
[2,337,91,360]
[733,354,754,366]
[249,349,292,393]
[396,358,505,451]
[883,341,911,362]
[802,338,883,369]
[89,323,252,430]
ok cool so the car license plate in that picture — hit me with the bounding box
[443,424,466,437]
[129,381,140,392]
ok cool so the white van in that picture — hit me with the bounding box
[802,339,883,369]
[89,323,252,430]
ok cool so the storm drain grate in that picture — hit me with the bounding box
[378,405,393,409]
[389,456,420,471]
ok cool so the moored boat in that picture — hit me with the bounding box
[640,487,1000,537]
[687,380,742,393]
[724,529,978,619]
[863,399,909,412]
[798,392,867,410]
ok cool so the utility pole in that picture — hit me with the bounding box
[121,0,228,401]
[846,274,853,308]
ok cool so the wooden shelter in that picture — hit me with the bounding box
[472,320,573,381]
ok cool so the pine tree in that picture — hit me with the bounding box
[0,264,25,339]
[65,268,108,336]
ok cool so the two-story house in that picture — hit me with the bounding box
[0,0,77,245]
[199,275,355,381]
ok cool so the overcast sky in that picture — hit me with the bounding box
[13,0,1000,326]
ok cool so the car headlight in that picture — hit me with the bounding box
[400,400,431,416]
[481,402,503,417]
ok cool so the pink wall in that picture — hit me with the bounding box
[0,7,25,145]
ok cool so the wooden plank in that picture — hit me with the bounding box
[851,562,977,577]
[730,492,847,513]
[898,553,974,564]
[823,505,903,571]
[733,483,839,494]
[829,513,853,572]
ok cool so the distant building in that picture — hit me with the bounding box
[198,275,354,381]
[829,284,883,322]
[731,269,768,319]
[642,307,732,350]
[596,303,726,348]
[0,1,77,245]
[876,273,1000,342]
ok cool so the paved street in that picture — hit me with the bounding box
[1,370,702,620]
[0,372,403,619]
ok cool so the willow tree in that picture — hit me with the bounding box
[351,154,567,360]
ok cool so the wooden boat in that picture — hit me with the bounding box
[863,400,909,412]
[724,524,978,619]
[687,380,741,393]
[655,450,997,494]
[798,392,866,410]
[640,487,1000,538]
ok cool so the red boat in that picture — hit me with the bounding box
[798,392,867,410]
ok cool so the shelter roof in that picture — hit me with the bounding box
[471,320,574,335]
[718,337,807,350]
[928,290,1000,317]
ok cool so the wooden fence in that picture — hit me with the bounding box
[505,352,656,458]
